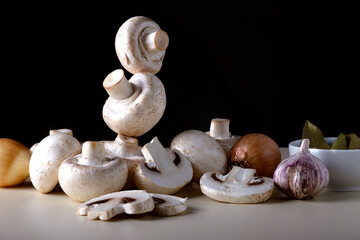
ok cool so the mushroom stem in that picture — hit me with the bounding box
[49,129,73,136]
[225,167,257,184]
[80,141,106,165]
[113,134,139,155]
[209,118,231,139]
[141,137,175,173]
[142,30,169,52]
[103,69,134,100]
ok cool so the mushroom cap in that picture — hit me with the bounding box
[103,72,166,137]
[58,154,128,202]
[200,167,274,204]
[102,134,145,190]
[29,133,81,193]
[170,130,228,183]
[115,16,168,74]
[134,150,192,194]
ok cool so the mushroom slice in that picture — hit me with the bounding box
[200,167,274,204]
[150,193,188,216]
[78,190,154,221]
[134,137,193,194]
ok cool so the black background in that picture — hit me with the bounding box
[1,2,358,148]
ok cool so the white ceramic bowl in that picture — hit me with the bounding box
[289,138,360,191]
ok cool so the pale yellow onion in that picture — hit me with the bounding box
[0,138,31,187]
[229,133,281,178]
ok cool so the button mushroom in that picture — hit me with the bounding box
[134,137,193,194]
[200,166,274,204]
[115,16,169,74]
[150,193,188,216]
[29,130,81,193]
[206,118,240,156]
[58,141,128,202]
[170,130,228,183]
[78,190,155,221]
[102,133,145,189]
[102,69,166,137]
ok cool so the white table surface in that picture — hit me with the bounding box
[1,148,359,240]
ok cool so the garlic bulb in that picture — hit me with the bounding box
[0,138,31,187]
[273,139,329,199]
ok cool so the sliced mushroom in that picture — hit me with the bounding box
[170,130,227,183]
[150,193,187,216]
[58,141,128,202]
[200,166,274,204]
[102,69,166,137]
[134,137,193,194]
[29,130,81,193]
[206,118,240,156]
[78,190,154,221]
[102,134,145,189]
[115,16,169,74]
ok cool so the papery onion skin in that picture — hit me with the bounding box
[0,138,31,187]
[273,139,329,200]
[229,133,281,178]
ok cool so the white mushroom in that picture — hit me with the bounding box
[115,16,169,74]
[78,190,154,221]
[58,141,128,202]
[206,118,240,156]
[200,166,274,204]
[102,69,166,137]
[134,137,193,194]
[29,130,81,193]
[170,130,228,183]
[102,133,145,189]
[30,129,74,153]
[150,193,187,216]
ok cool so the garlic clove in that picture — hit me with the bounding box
[0,138,31,187]
[273,139,330,199]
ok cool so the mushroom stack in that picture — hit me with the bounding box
[101,16,193,194]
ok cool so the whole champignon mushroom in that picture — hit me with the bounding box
[102,133,145,189]
[115,16,169,74]
[78,190,155,221]
[150,193,188,216]
[206,118,240,156]
[102,69,166,137]
[134,137,193,194]
[29,129,81,193]
[200,166,274,204]
[170,130,228,183]
[58,141,128,202]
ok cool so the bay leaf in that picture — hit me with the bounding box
[346,133,360,149]
[302,120,330,149]
[331,133,347,149]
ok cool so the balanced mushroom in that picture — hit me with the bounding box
[200,166,274,204]
[170,130,227,183]
[78,190,154,221]
[102,133,145,189]
[29,129,81,193]
[150,193,188,216]
[206,118,240,156]
[115,16,169,74]
[102,69,166,137]
[58,141,128,202]
[134,137,193,194]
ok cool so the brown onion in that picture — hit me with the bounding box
[0,138,31,187]
[229,133,281,178]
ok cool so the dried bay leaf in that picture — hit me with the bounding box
[346,133,360,149]
[302,120,330,149]
[331,133,347,149]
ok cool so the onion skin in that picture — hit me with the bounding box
[0,138,31,187]
[273,139,329,200]
[229,133,281,178]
